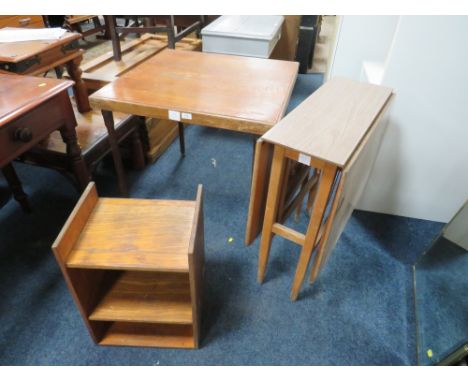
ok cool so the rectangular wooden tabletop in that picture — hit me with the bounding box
[89,49,299,135]
[0,31,80,63]
[262,77,393,167]
[0,73,73,127]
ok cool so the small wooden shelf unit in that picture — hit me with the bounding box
[52,182,205,348]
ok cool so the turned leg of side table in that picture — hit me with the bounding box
[57,91,91,191]
[65,54,91,113]
[1,163,31,213]
[102,109,128,197]
[59,126,90,192]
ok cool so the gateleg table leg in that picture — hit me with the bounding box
[257,145,287,283]
[290,163,337,301]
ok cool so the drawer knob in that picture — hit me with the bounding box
[14,127,33,142]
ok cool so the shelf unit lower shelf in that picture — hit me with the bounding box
[99,322,195,349]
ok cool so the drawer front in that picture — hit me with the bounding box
[0,15,45,29]
[0,96,66,167]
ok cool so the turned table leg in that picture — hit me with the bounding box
[57,91,90,191]
[1,163,31,213]
[65,53,91,113]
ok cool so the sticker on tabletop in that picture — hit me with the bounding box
[181,112,192,120]
[168,110,181,121]
[298,153,311,166]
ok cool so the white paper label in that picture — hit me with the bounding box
[168,110,181,121]
[181,112,192,120]
[298,153,311,166]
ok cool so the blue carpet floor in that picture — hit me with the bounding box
[0,74,444,365]
[414,237,468,365]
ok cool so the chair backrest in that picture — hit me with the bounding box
[106,15,205,61]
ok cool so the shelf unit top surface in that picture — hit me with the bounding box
[66,198,196,272]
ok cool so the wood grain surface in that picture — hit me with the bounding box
[99,322,195,348]
[89,271,193,324]
[66,198,196,272]
[0,31,81,62]
[90,49,298,135]
[262,77,393,167]
[0,74,73,127]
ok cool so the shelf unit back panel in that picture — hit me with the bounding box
[89,271,193,324]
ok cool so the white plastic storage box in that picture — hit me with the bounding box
[201,15,284,58]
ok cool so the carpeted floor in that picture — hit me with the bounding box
[0,73,444,365]
[414,237,468,365]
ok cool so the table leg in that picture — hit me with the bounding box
[65,54,91,113]
[59,128,90,193]
[105,16,122,61]
[309,172,345,284]
[1,163,31,213]
[178,122,185,156]
[290,163,337,301]
[257,145,287,283]
[101,110,128,197]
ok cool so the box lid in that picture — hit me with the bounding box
[201,15,284,41]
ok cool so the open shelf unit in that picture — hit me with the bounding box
[52,182,205,348]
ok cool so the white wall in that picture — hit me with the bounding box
[328,16,399,80]
[329,16,468,222]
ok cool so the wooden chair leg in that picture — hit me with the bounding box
[1,163,31,213]
[101,109,128,197]
[178,122,186,157]
[131,127,146,170]
[257,145,287,283]
[290,163,337,301]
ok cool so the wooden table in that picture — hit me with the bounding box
[89,49,299,195]
[0,30,90,113]
[0,74,90,210]
[246,77,394,300]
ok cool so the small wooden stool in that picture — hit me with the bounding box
[246,78,394,301]
[52,182,205,348]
